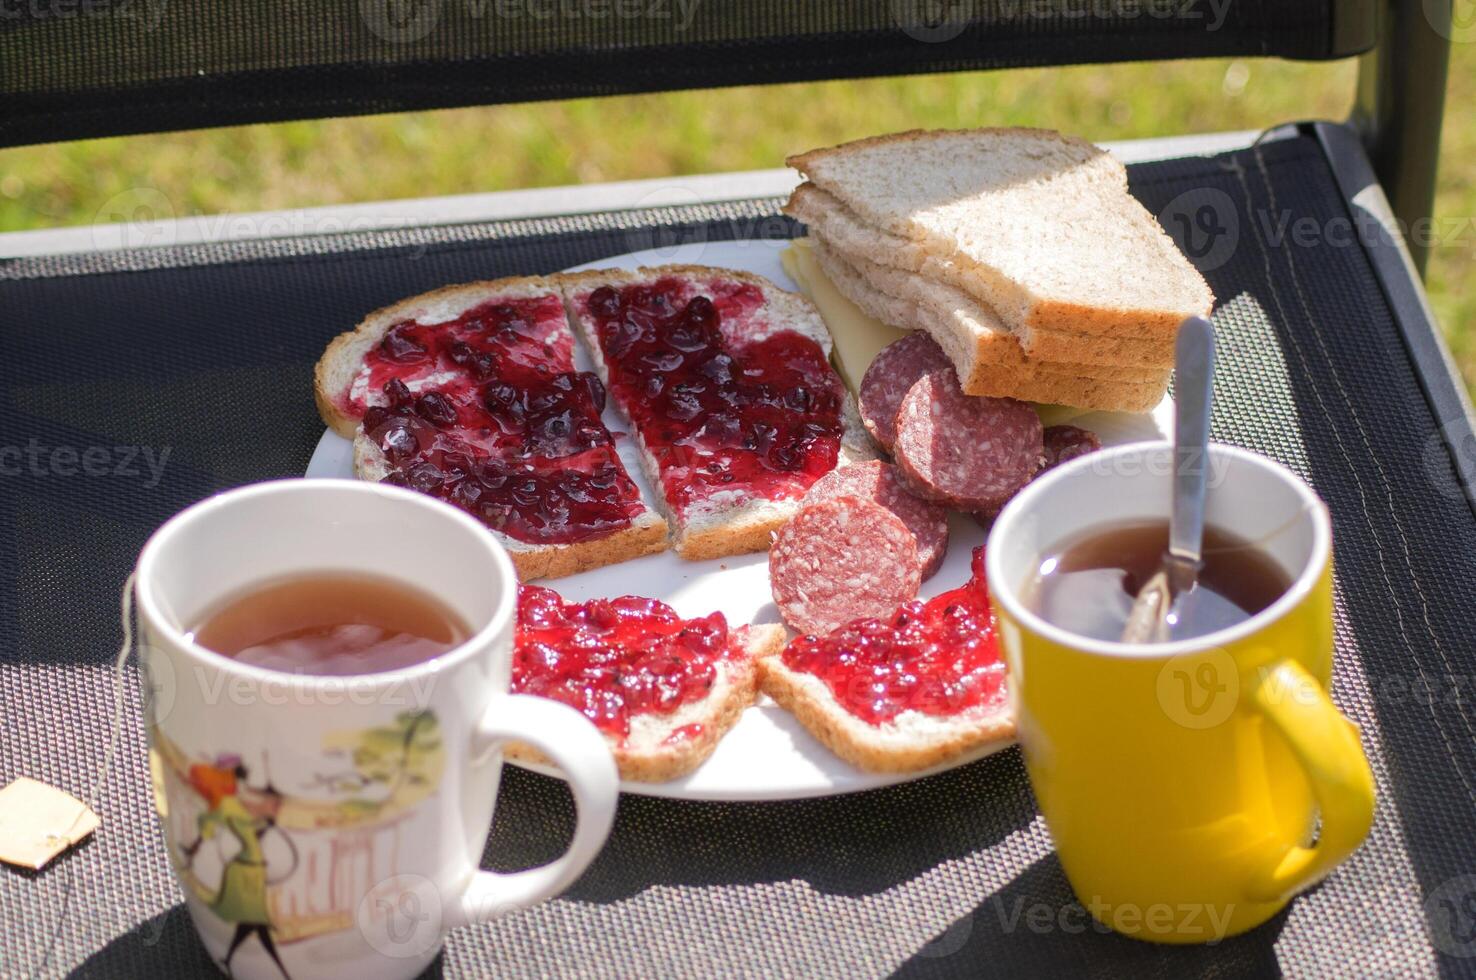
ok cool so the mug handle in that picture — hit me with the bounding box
[454,693,618,926]
[1244,659,1375,904]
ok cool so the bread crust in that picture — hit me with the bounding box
[785,126,1114,181]
[505,523,668,581]
[758,654,1015,773]
[955,366,1166,414]
[555,264,799,293]
[673,502,797,562]
[506,623,789,782]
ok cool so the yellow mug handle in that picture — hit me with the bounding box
[1244,659,1376,904]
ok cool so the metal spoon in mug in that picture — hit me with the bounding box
[1121,316,1216,644]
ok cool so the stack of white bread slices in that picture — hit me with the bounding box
[783,127,1214,413]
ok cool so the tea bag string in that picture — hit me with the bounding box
[95,572,136,814]
[24,577,134,980]
[53,573,135,845]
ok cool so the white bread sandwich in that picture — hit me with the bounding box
[508,585,789,782]
[560,265,874,560]
[808,239,1170,414]
[785,127,1213,345]
[786,183,1177,369]
[758,546,1014,773]
[315,277,668,581]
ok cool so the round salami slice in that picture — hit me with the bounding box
[769,496,922,636]
[858,332,954,452]
[893,370,1044,513]
[804,461,950,580]
[1042,424,1102,470]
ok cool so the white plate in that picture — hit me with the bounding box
[306,240,1172,800]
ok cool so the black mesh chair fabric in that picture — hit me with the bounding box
[1,0,1371,149]
[4,129,1476,977]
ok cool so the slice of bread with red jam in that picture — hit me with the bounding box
[561,266,874,561]
[314,277,668,581]
[758,547,1015,773]
[507,585,788,782]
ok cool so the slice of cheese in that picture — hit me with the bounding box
[781,238,905,396]
[782,238,1088,425]
[1034,403,1093,426]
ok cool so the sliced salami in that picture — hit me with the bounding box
[804,461,950,580]
[858,332,954,452]
[1041,424,1102,469]
[893,370,1044,513]
[769,496,922,636]
[968,427,1096,530]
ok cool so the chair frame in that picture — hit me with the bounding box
[1353,0,1453,275]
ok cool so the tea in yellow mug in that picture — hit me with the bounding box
[986,442,1374,943]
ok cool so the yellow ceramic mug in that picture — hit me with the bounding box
[986,442,1374,943]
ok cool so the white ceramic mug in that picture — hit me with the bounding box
[134,479,619,980]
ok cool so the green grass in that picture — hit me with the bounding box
[2,53,1472,392]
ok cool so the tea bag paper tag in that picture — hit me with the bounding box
[0,777,101,870]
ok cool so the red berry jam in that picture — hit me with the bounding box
[513,586,737,739]
[780,547,1007,725]
[576,276,844,517]
[342,294,648,545]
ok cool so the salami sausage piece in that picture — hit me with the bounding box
[1041,424,1102,469]
[769,496,922,636]
[804,461,950,580]
[892,370,1044,513]
[969,426,1098,530]
[857,332,954,452]
[974,422,1104,528]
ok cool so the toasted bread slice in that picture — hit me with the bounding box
[809,241,1169,413]
[758,652,1014,773]
[559,265,874,560]
[787,128,1213,342]
[316,276,668,581]
[785,184,1175,368]
[508,623,788,782]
